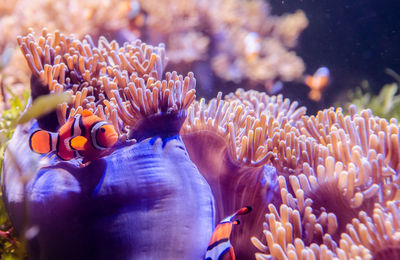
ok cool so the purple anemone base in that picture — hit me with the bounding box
[2,121,215,260]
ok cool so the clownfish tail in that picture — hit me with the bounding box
[29,130,57,154]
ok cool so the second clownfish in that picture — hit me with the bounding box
[304,66,330,102]
[205,206,252,260]
[29,109,118,163]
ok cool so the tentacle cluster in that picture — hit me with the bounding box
[248,103,400,259]
[182,88,400,259]
[18,28,196,139]
[252,196,400,260]
[181,88,307,258]
[183,89,307,167]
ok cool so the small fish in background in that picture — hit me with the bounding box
[244,32,261,61]
[264,79,283,95]
[127,0,146,34]
[29,109,118,163]
[304,66,330,102]
[205,206,252,260]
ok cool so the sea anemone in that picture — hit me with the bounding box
[2,28,400,260]
[250,106,400,259]
[2,29,214,259]
[181,89,307,258]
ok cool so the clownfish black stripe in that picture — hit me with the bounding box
[70,117,76,137]
[218,247,230,260]
[207,238,229,251]
[69,138,75,151]
[48,131,52,151]
[56,134,60,154]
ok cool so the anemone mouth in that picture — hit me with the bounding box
[130,110,187,141]
[304,181,366,236]
[374,246,400,260]
[251,105,400,259]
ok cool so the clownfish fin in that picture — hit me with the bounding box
[304,75,314,88]
[81,109,93,117]
[235,206,252,216]
[29,130,57,154]
[221,206,252,223]
[69,136,88,151]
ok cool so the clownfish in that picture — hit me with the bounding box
[29,109,118,163]
[244,32,261,61]
[304,67,330,102]
[205,206,252,260]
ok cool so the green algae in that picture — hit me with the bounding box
[0,85,28,259]
[340,81,400,121]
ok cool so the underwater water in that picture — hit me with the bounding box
[272,0,400,114]
[0,0,400,259]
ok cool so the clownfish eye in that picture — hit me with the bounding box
[100,127,106,133]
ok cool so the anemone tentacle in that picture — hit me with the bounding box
[2,29,214,260]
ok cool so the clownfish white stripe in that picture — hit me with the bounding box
[49,132,58,152]
[205,240,231,260]
[72,114,82,137]
[220,215,235,224]
[90,121,108,150]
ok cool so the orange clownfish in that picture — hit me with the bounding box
[304,66,330,102]
[29,109,118,163]
[244,32,261,61]
[205,206,252,260]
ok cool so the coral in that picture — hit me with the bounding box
[132,0,307,86]
[0,0,132,112]
[0,0,308,111]
[1,0,130,41]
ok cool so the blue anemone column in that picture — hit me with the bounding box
[2,120,215,260]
